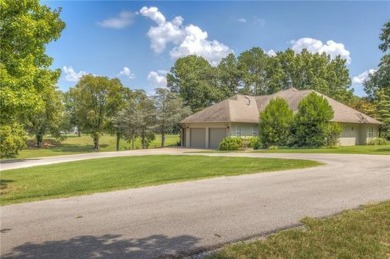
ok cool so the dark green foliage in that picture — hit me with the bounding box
[70,75,127,149]
[291,93,334,147]
[273,49,353,103]
[379,20,390,53]
[364,21,390,105]
[219,137,243,150]
[375,90,390,139]
[237,47,271,95]
[259,98,294,148]
[248,136,261,150]
[325,122,343,147]
[167,55,223,112]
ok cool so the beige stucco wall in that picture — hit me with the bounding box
[338,123,380,146]
[340,123,360,146]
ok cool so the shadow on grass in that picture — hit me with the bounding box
[0,159,40,164]
[3,234,201,259]
[0,179,15,191]
[24,143,109,154]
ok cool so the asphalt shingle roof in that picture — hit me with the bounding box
[181,88,382,125]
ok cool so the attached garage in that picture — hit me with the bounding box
[209,128,226,149]
[190,128,205,148]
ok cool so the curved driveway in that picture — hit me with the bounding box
[1,149,390,258]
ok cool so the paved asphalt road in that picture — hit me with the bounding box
[1,149,389,258]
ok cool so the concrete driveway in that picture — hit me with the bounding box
[1,150,389,258]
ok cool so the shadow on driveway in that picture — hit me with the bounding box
[2,234,202,259]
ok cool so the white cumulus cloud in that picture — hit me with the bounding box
[97,11,135,29]
[147,70,167,88]
[140,7,185,53]
[290,38,351,64]
[266,49,277,57]
[352,69,376,84]
[117,67,135,79]
[140,6,232,66]
[238,18,247,23]
[62,66,87,82]
[170,25,232,66]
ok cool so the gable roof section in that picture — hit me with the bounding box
[180,88,382,125]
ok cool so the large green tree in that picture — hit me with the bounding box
[217,53,244,96]
[0,0,65,156]
[272,49,353,103]
[154,88,191,147]
[291,92,334,147]
[259,98,294,148]
[25,89,64,147]
[364,20,390,138]
[70,75,126,149]
[375,90,390,138]
[237,47,271,95]
[167,55,223,112]
[114,90,156,149]
[364,21,390,100]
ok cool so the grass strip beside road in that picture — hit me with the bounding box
[188,145,390,155]
[210,201,390,259]
[0,155,320,206]
[253,145,390,155]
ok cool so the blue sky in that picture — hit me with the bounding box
[44,1,390,96]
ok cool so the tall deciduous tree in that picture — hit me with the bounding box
[375,90,390,138]
[217,53,244,96]
[154,88,191,147]
[272,49,353,102]
[70,75,125,149]
[364,21,390,100]
[291,92,334,147]
[238,47,271,95]
[364,20,390,139]
[0,0,65,157]
[167,55,222,112]
[114,90,156,149]
[259,98,294,148]
[25,89,65,147]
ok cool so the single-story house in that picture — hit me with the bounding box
[180,87,382,148]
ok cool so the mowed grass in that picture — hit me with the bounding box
[12,134,180,159]
[210,201,390,259]
[253,145,390,155]
[0,155,320,205]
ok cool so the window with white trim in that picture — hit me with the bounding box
[236,126,241,137]
[252,126,258,136]
[368,127,374,138]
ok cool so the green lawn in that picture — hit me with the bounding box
[253,145,390,155]
[210,201,390,258]
[0,155,320,205]
[11,134,180,159]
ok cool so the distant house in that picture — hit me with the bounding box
[180,88,382,148]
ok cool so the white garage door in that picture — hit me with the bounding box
[190,128,205,148]
[209,128,226,149]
